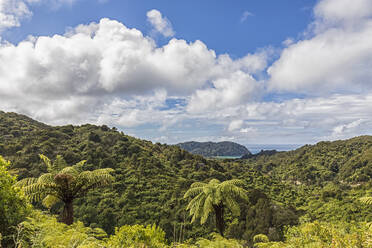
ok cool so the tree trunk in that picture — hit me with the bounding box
[213,204,225,237]
[61,200,74,225]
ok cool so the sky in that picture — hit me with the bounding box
[1,0,372,146]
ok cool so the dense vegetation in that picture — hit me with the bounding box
[0,157,30,246]
[0,111,371,247]
[177,141,251,157]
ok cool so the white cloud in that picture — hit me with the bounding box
[268,0,372,95]
[2,0,372,145]
[0,19,217,97]
[0,18,266,129]
[314,0,372,24]
[331,119,365,138]
[146,9,175,37]
[0,0,77,32]
[187,71,263,113]
[0,0,32,31]
[228,120,243,132]
[240,127,257,134]
[240,11,254,22]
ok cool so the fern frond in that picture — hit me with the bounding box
[220,179,244,187]
[184,178,248,228]
[39,154,53,172]
[59,166,79,177]
[225,195,240,216]
[15,177,38,187]
[189,195,206,223]
[73,160,87,172]
[208,179,221,186]
[253,234,269,243]
[42,194,61,209]
[190,182,206,188]
[201,195,213,224]
[186,193,203,210]
[54,155,67,171]
[360,196,372,205]
[37,173,55,184]
[184,187,204,199]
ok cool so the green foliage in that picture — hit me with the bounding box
[106,224,167,248]
[184,179,248,224]
[360,196,372,205]
[16,155,114,225]
[184,179,248,236]
[15,211,106,248]
[194,233,244,248]
[1,111,371,245]
[0,156,30,247]
[17,211,248,248]
[255,222,372,248]
[243,136,372,185]
[177,141,250,157]
[253,234,270,244]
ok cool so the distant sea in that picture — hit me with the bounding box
[246,144,303,154]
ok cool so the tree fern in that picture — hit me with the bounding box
[360,196,372,205]
[184,178,248,236]
[16,155,114,225]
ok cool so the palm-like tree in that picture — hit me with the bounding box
[16,155,114,225]
[183,179,248,236]
[360,196,372,205]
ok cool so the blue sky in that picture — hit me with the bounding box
[4,0,316,56]
[1,0,372,146]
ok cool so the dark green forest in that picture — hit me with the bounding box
[177,141,250,157]
[0,110,371,247]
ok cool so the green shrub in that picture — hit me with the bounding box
[254,221,372,248]
[0,156,30,246]
[195,233,244,248]
[18,211,106,248]
[106,224,167,248]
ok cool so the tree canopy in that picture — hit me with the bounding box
[16,155,114,225]
[0,111,371,246]
[0,156,30,246]
[184,179,248,236]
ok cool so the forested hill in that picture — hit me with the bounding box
[0,110,300,243]
[177,141,251,157]
[242,136,372,185]
[0,110,371,246]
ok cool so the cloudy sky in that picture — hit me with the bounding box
[1,0,372,146]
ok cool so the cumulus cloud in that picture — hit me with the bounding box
[146,9,175,37]
[314,0,372,25]
[0,0,77,32]
[228,120,243,132]
[2,0,372,145]
[0,0,32,31]
[187,71,263,113]
[191,93,372,144]
[268,0,372,95]
[0,18,265,128]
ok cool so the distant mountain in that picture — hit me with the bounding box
[177,141,251,157]
[241,149,278,159]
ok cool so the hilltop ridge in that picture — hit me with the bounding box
[177,141,251,157]
[0,110,371,245]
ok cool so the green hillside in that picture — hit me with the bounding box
[242,136,372,184]
[0,111,371,247]
[177,141,251,157]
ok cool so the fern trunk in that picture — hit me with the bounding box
[61,200,74,225]
[213,204,225,237]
